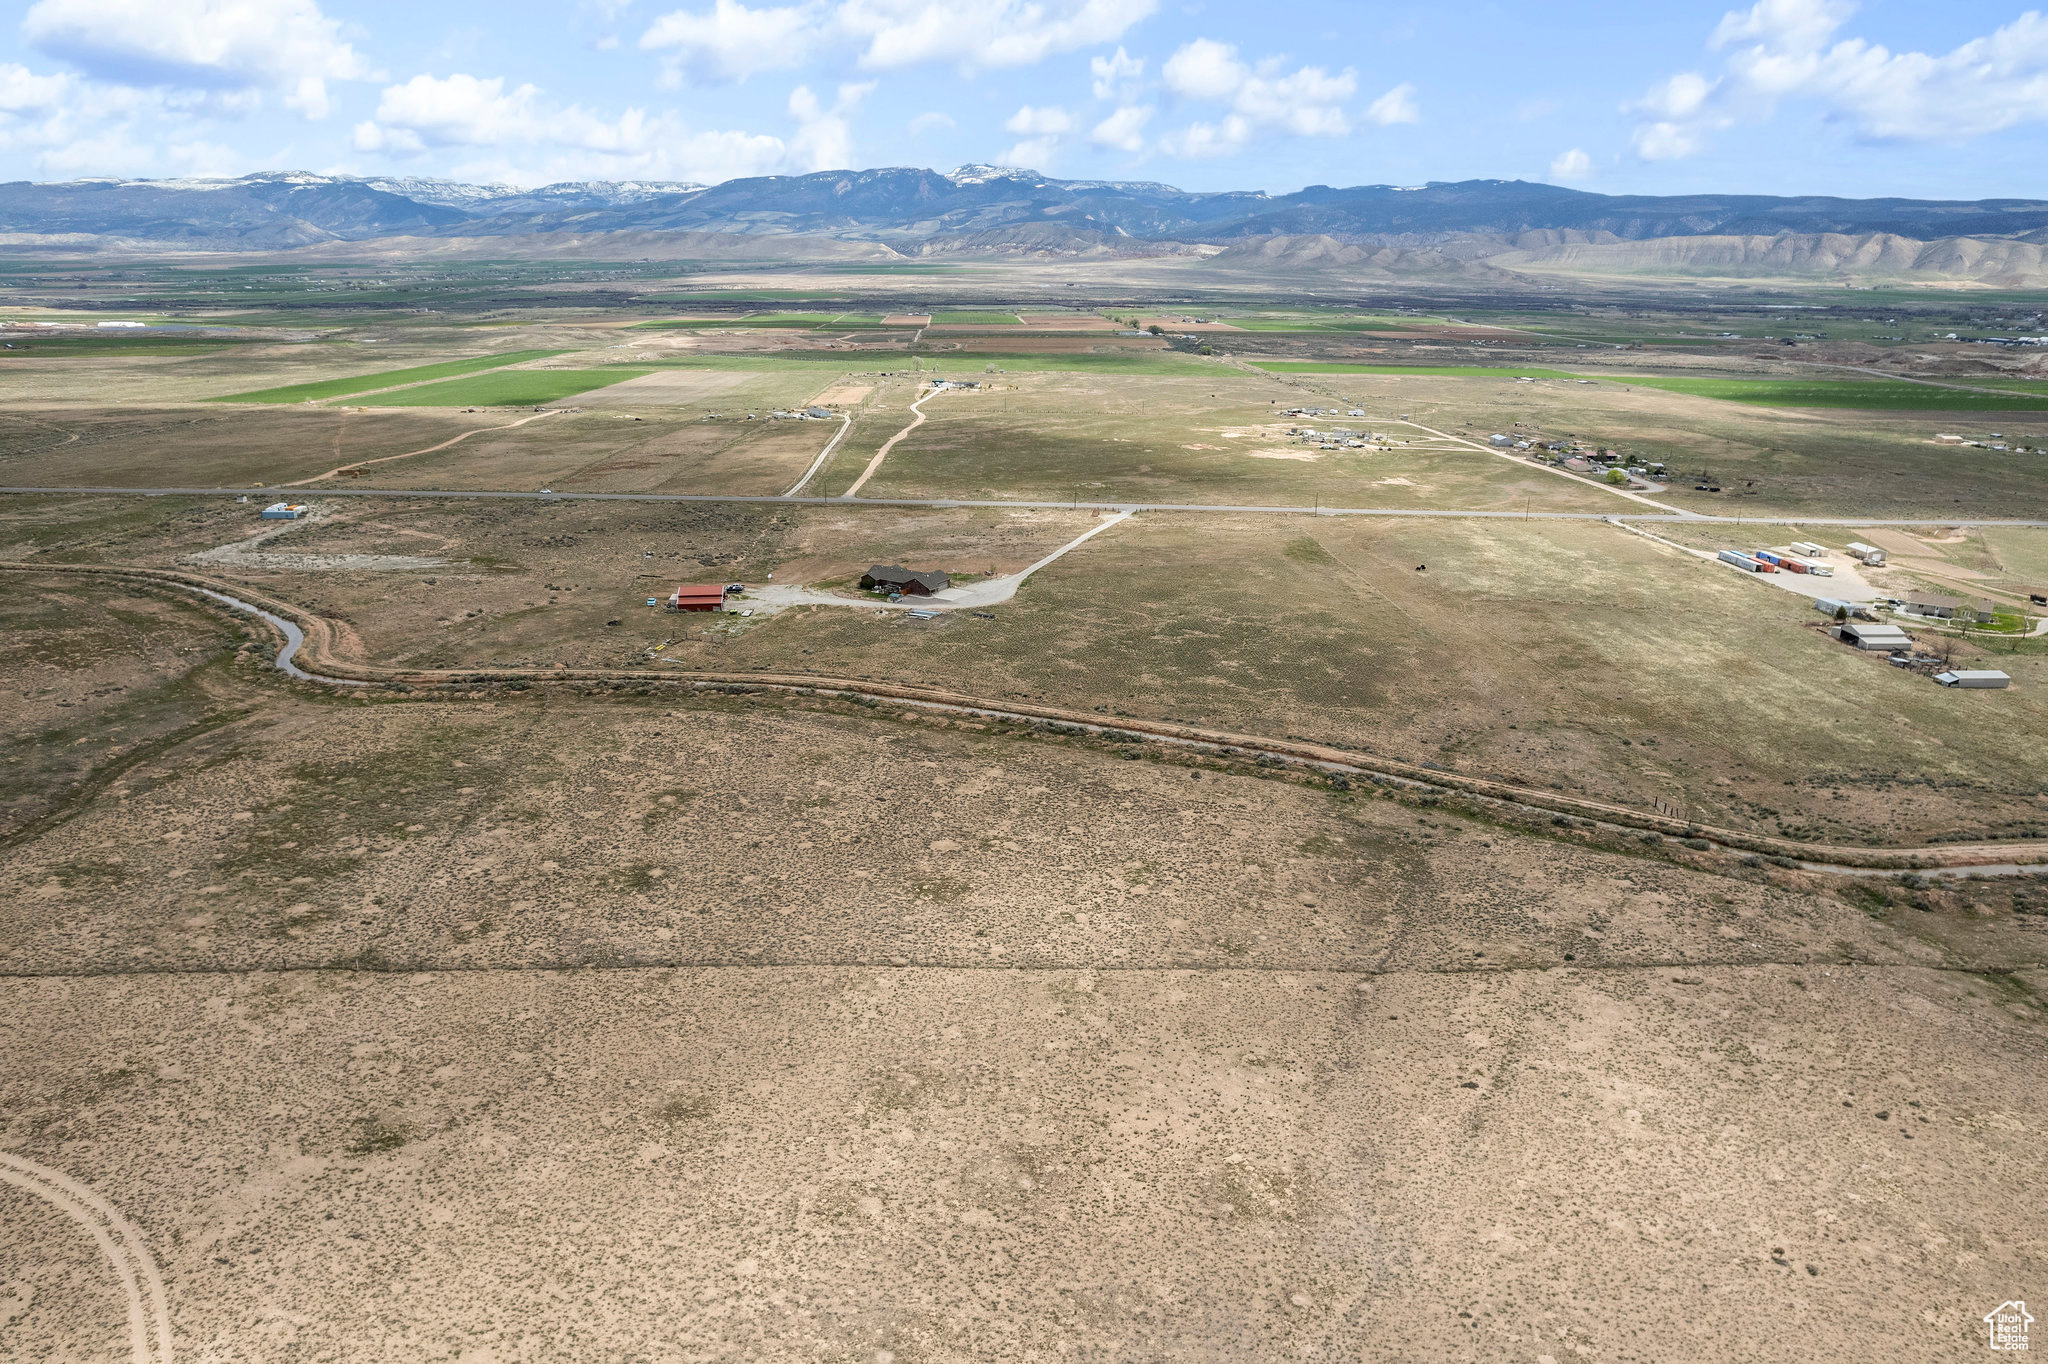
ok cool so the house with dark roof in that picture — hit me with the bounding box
[861,564,951,595]
[1903,593,1998,622]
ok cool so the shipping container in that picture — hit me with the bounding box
[1718,550,1768,572]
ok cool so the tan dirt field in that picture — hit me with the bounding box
[1,610,2044,1361]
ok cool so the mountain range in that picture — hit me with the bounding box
[6,166,2048,283]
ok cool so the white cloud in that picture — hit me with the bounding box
[351,72,790,183]
[1633,0,2048,158]
[1711,0,1851,56]
[788,79,871,169]
[1637,70,1717,121]
[1159,38,1356,154]
[1160,114,1248,158]
[1160,37,1243,99]
[843,0,1156,70]
[1004,104,1074,136]
[999,135,1060,167]
[0,63,74,113]
[22,0,369,118]
[640,0,815,82]
[1364,82,1419,126]
[908,109,953,135]
[639,0,1155,82]
[1549,147,1593,181]
[998,104,1074,168]
[1631,120,1708,161]
[1090,103,1150,151]
[357,74,540,152]
[1090,44,1143,100]
[0,69,273,179]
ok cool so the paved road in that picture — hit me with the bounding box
[8,485,2048,528]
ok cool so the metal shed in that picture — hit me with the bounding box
[1837,621,1912,651]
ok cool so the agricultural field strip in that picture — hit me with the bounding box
[1252,361,2048,409]
[211,349,567,404]
[353,368,655,407]
[8,485,2048,527]
[10,558,2046,872]
[1788,360,2048,399]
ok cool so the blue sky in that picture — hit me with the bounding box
[3,0,2047,197]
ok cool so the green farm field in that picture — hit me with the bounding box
[1253,363,2048,411]
[211,349,569,403]
[1252,363,1584,378]
[1617,375,2048,411]
[355,368,653,407]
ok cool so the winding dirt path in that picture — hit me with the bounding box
[783,414,854,497]
[5,559,2044,874]
[0,1151,174,1364]
[283,408,561,488]
[842,385,947,498]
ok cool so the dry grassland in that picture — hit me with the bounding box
[812,371,1617,511]
[1263,368,2048,519]
[1,585,2044,1361]
[10,495,2042,845]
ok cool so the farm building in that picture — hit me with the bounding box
[1934,670,2011,688]
[1902,594,1997,622]
[667,584,728,612]
[1835,621,1913,651]
[260,502,307,520]
[861,565,950,595]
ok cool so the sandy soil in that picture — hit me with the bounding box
[3,543,2046,1364]
[6,958,2041,1363]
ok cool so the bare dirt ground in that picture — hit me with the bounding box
[1,651,2044,1362]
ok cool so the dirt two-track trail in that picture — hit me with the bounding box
[5,558,2043,876]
